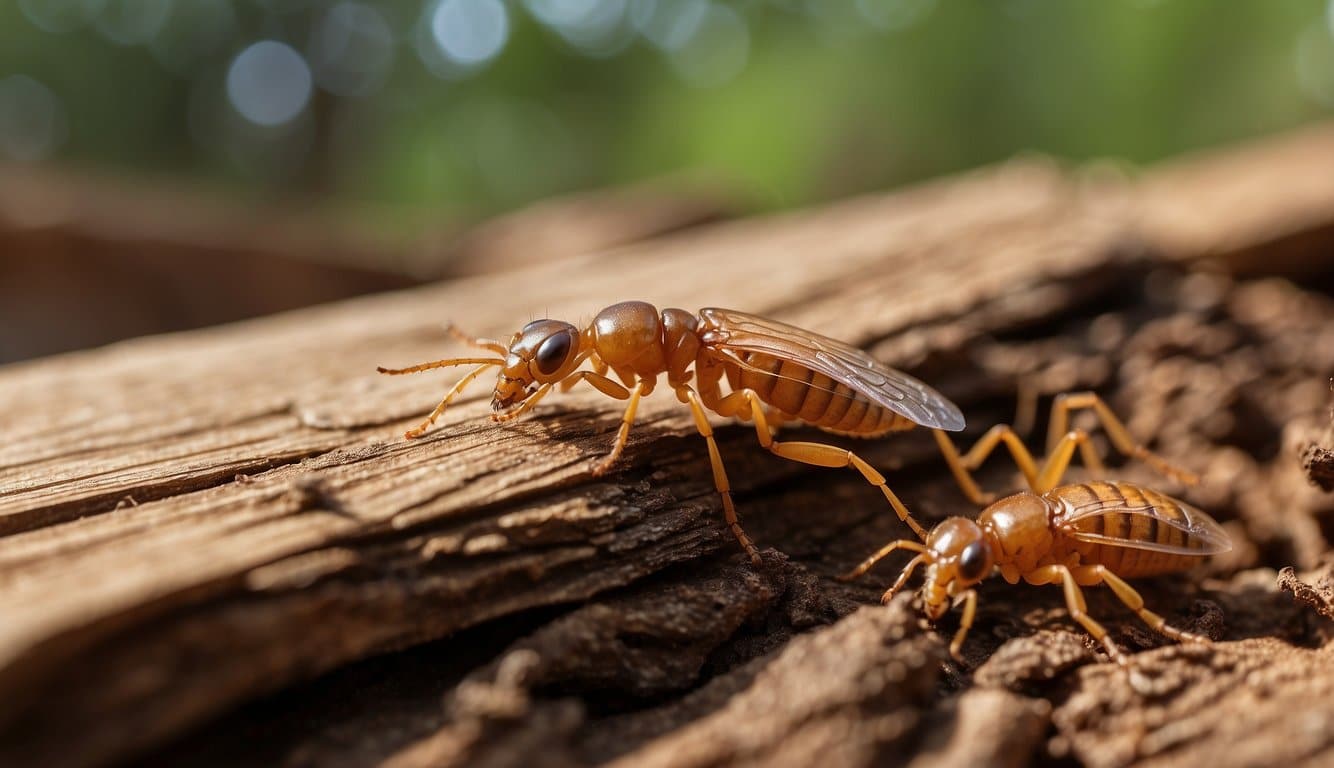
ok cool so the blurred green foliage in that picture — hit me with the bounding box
[1,0,1332,225]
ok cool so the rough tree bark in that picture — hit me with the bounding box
[1,126,1333,768]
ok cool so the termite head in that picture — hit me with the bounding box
[492,320,583,411]
[920,517,996,620]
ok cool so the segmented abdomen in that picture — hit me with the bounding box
[1056,482,1209,578]
[726,351,913,436]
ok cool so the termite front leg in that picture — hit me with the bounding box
[491,383,554,423]
[1047,392,1198,486]
[562,372,643,477]
[677,385,762,565]
[838,540,929,582]
[717,389,929,540]
[399,362,499,439]
[950,589,979,661]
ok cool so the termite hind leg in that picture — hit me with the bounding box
[1076,565,1211,645]
[1031,428,1095,493]
[838,540,929,582]
[934,421,1110,499]
[950,589,979,661]
[677,386,762,565]
[933,429,1003,507]
[1024,564,1126,664]
[445,323,507,356]
[719,389,929,541]
[933,423,1052,506]
[770,439,927,540]
[1046,391,1198,485]
[404,362,498,439]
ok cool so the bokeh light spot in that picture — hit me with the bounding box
[669,3,750,88]
[528,0,632,57]
[95,0,171,46]
[308,2,395,97]
[855,0,935,31]
[226,41,313,127]
[629,0,708,51]
[430,0,509,67]
[524,0,601,27]
[149,0,238,76]
[17,0,105,34]
[1296,22,1334,107]
[0,75,70,162]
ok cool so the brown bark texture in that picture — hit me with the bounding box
[2,125,1334,768]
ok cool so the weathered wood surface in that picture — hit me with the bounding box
[2,125,1334,768]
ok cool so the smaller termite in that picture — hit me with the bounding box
[842,430,1230,663]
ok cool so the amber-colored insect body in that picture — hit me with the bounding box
[377,301,968,563]
[843,436,1230,662]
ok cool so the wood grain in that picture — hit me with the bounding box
[4,124,1334,768]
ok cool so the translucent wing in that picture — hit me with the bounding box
[1053,483,1232,555]
[697,307,965,431]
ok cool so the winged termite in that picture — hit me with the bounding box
[377,301,967,562]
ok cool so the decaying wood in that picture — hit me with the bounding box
[3,125,1334,768]
[1298,388,1334,491]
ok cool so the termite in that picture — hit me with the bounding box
[842,425,1228,663]
[376,302,969,563]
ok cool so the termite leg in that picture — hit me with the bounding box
[491,382,554,423]
[560,370,631,400]
[677,385,762,565]
[763,407,789,437]
[883,554,929,605]
[401,362,500,439]
[1075,565,1211,644]
[951,589,979,661]
[1031,429,1096,493]
[932,427,1037,506]
[936,425,1111,499]
[1023,564,1125,664]
[445,323,508,356]
[717,389,929,541]
[1047,392,1198,485]
[1013,377,1039,438]
[838,540,929,582]
[573,375,643,476]
[556,352,601,392]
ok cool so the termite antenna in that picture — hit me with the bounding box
[377,357,503,376]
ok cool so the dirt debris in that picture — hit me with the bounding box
[1052,640,1334,768]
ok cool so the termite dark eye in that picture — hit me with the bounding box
[535,332,572,376]
[958,542,989,581]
